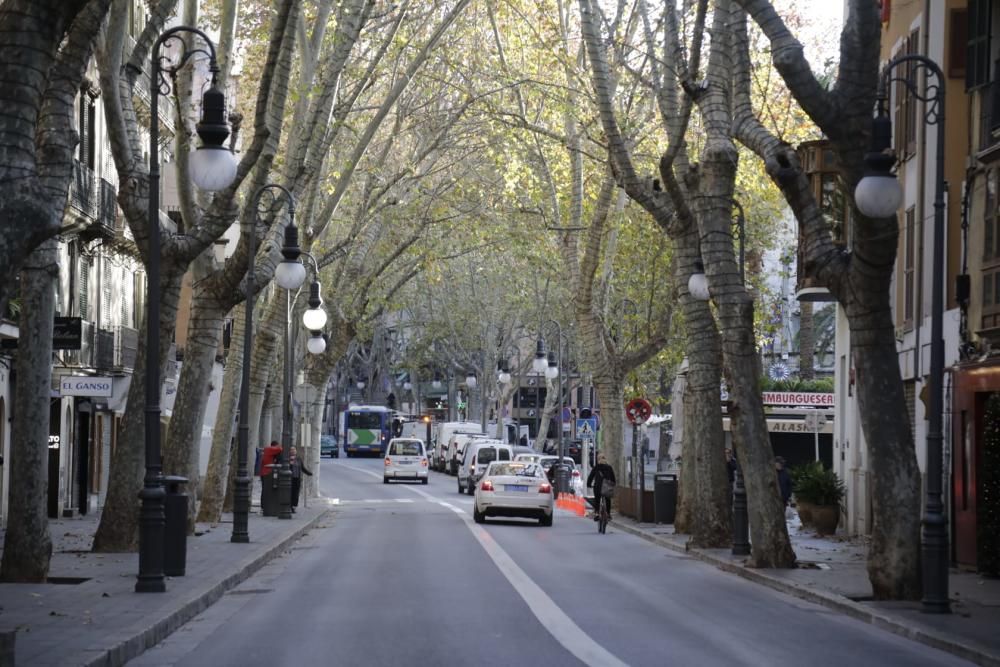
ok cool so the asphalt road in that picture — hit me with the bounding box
[130,457,972,667]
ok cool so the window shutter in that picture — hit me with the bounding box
[967,0,992,90]
[79,256,90,319]
[102,258,112,329]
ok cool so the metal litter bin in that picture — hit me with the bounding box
[554,464,571,494]
[163,476,188,576]
[654,473,678,524]
[260,470,279,517]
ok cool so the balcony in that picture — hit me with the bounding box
[61,320,94,367]
[68,160,97,220]
[114,325,139,371]
[94,327,115,371]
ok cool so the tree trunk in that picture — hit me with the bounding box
[92,270,184,552]
[163,253,225,532]
[851,306,922,599]
[675,226,731,548]
[198,306,242,523]
[798,300,815,379]
[0,239,57,581]
[592,375,625,481]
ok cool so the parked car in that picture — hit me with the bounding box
[320,434,339,458]
[458,440,511,495]
[514,453,543,465]
[433,422,485,472]
[383,438,428,484]
[539,456,577,489]
[473,461,553,526]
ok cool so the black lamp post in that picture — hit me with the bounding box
[138,27,237,593]
[231,184,294,543]
[854,54,949,614]
[685,199,750,556]
[538,321,568,489]
[273,223,327,519]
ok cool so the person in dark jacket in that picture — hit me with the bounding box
[289,446,313,512]
[586,453,617,520]
[775,456,792,506]
[725,447,738,485]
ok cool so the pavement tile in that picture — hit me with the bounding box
[0,506,328,666]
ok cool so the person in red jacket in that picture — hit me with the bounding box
[259,442,283,476]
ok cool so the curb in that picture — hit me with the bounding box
[608,519,1000,667]
[85,510,331,667]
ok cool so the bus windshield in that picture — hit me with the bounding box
[347,412,383,429]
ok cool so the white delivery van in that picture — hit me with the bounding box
[458,440,512,495]
[447,432,491,476]
[432,422,485,472]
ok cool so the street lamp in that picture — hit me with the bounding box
[307,331,327,355]
[140,26,236,593]
[854,54,949,614]
[532,338,548,374]
[688,260,711,301]
[432,371,442,389]
[356,379,366,390]
[273,221,324,520]
[540,321,568,488]
[687,200,746,301]
[465,372,477,389]
[231,183,295,544]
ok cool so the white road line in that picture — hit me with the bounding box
[335,463,628,667]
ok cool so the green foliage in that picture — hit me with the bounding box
[760,376,833,393]
[791,461,845,507]
[979,394,1000,576]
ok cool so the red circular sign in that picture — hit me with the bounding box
[625,398,652,425]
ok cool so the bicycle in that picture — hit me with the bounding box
[597,482,615,534]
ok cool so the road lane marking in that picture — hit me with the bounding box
[336,463,628,667]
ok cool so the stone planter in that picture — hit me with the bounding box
[812,504,840,536]
[796,501,814,526]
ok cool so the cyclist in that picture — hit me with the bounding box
[587,453,616,521]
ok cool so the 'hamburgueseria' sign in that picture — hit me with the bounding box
[60,376,113,397]
[762,391,834,408]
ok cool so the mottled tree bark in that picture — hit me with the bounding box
[798,301,815,379]
[0,240,57,581]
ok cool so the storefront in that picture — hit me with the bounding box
[951,360,1000,572]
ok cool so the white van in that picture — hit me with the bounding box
[447,432,491,476]
[383,438,428,484]
[432,422,485,472]
[458,440,512,495]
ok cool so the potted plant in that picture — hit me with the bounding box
[792,462,845,535]
[790,463,818,526]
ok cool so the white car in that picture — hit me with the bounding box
[473,461,554,526]
[384,438,428,484]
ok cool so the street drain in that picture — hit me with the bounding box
[46,577,90,585]
[227,588,274,595]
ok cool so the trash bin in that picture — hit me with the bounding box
[654,473,678,524]
[260,470,279,517]
[554,464,571,494]
[163,475,188,576]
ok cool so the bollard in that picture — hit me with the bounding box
[163,476,189,576]
[732,467,751,556]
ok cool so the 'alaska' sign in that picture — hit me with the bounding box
[60,375,113,397]
[762,391,834,408]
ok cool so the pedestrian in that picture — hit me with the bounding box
[586,452,617,521]
[775,456,792,506]
[289,446,312,512]
[725,447,737,485]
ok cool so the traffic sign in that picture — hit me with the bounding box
[626,398,652,425]
[576,417,597,440]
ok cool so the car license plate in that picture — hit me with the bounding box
[505,485,529,492]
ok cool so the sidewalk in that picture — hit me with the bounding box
[599,507,1000,667]
[0,503,329,666]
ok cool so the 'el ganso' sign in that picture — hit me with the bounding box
[60,376,113,397]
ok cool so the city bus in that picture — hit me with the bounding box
[341,405,394,457]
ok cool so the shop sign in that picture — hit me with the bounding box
[60,375,113,397]
[762,391,834,407]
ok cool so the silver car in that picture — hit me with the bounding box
[473,461,554,526]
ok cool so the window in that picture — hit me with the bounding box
[894,30,920,159]
[950,8,968,79]
[392,441,422,456]
[966,0,992,90]
[986,169,1000,262]
[983,269,1000,329]
[903,207,916,324]
[79,254,90,320]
